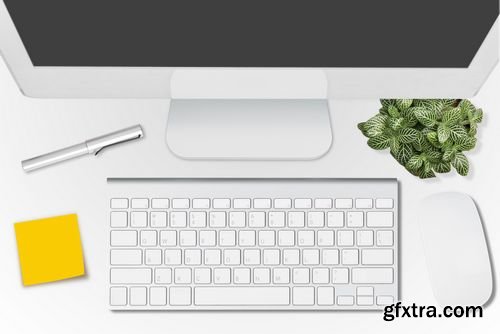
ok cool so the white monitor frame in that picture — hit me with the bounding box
[1,3,498,99]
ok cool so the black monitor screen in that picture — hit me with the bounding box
[4,0,498,68]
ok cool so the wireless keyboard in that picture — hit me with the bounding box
[108,178,398,310]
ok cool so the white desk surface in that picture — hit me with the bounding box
[1,57,499,333]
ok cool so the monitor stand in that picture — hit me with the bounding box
[166,70,333,160]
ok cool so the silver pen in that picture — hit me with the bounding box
[21,125,144,172]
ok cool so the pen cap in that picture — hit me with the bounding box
[86,125,144,155]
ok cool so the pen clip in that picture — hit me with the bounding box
[94,134,143,156]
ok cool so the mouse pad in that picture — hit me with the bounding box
[14,214,85,286]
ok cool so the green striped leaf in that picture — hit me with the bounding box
[406,155,423,171]
[449,125,468,141]
[455,136,476,151]
[452,152,469,176]
[395,99,413,110]
[399,128,419,143]
[414,107,437,127]
[367,135,391,150]
[442,107,463,126]
[437,124,451,143]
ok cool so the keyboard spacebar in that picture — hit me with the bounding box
[195,287,290,306]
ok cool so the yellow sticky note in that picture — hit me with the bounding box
[14,214,85,286]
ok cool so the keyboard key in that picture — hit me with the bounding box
[337,295,354,306]
[219,230,236,246]
[224,249,241,265]
[155,268,172,284]
[234,268,251,284]
[377,295,395,306]
[342,249,359,265]
[357,286,374,296]
[315,198,332,209]
[110,268,152,284]
[278,230,295,246]
[307,212,325,227]
[110,287,127,306]
[335,198,353,209]
[131,198,149,209]
[194,287,290,306]
[194,268,211,284]
[239,230,256,246]
[179,230,197,246]
[303,249,320,265]
[254,268,271,284]
[192,198,210,209]
[294,198,312,209]
[204,249,221,265]
[159,230,177,247]
[150,287,167,306]
[258,230,275,246]
[293,287,314,305]
[357,230,374,246]
[361,249,393,265]
[337,230,354,246]
[150,212,167,228]
[209,212,226,227]
[189,212,207,228]
[312,268,329,284]
[172,198,190,209]
[377,230,394,246]
[274,198,292,209]
[293,268,310,284]
[288,212,305,227]
[169,287,192,305]
[263,249,280,265]
[185,249,202,265]
[268,211,285,227]
[273,268,290,284]
[327,212,344,227]
[367,212,393,227]
[229,212,246,227]
[254,198,271,209]
[347,212,364,227]
[111,198,128,209]
[151,198,169,209]
[145,249,162,265]
[111,230,137,247]
[322,249,339,265]
[352,268,393,284]
[283,249,300,265]
[317,287,335,306]
[164,250,182,265]
[110,211,127,228]
[331,268,349,284]
[174,268,192,284]
[111,249,142,265]
[213,198,231,209]
[140,230,157,247]
[214,268,231,284]
[355,198,373,209]
[130,211,147,227]
[357,296,374,306]
[317,230,334,246]
[376,198,394,209]
[243,249,261,265]
[130,287,147,306]
[170,212,187,227]
[199,230,216,246]
[233,198,251,209]
[297,230,315,246]
[249,212,266,227]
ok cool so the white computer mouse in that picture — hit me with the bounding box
[419,192,493,306]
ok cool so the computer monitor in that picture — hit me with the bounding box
[1,1,498,159]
